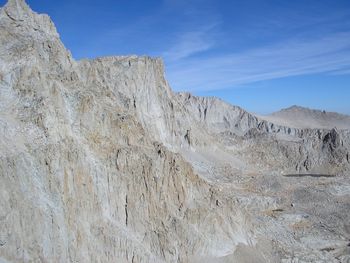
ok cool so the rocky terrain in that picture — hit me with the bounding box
[0,0,349,262]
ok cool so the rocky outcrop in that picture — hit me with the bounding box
[0,1,349,262]
[0,1,252,262]
[176,93,350,174]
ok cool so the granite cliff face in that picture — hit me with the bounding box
[1,1,350,262]
[177,93,350,174]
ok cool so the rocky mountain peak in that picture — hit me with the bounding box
[3,0,31,18]
[0,0,72,73]
[283,105,305,110]
[1,1,350,262]
[1,0,59,38]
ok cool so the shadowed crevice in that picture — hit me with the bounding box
[283,174,336,178]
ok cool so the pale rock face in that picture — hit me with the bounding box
[177,93,350,174]
[0,2,253,262]
[0,1,349,263]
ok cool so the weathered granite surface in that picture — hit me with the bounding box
[0,1,349,262]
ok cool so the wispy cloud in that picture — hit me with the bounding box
[166,31,350,91]
[329,68,350,75]
[162,24,217,61]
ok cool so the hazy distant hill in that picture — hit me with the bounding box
[260,105,350,130]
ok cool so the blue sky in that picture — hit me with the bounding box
[2,0,350,114]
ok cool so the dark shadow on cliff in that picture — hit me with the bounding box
[283,174,336,178]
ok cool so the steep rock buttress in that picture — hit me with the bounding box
[0,1,349,263]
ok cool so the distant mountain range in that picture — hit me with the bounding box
[261,105,350,130]
[1,0,349,262]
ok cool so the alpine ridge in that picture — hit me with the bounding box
[0,1,349,262]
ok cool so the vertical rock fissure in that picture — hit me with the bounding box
[184,130,191,146]
[125,195,128,226]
